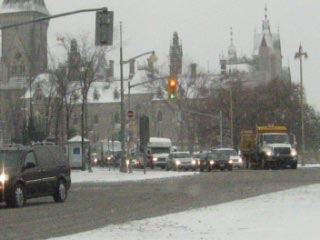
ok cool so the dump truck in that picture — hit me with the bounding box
[240,126,298,169]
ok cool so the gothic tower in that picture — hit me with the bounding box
[169,32,183,77]
[253,5,282,82]
[0,0,50,88]
[0,0,50,144]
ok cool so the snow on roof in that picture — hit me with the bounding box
[253,32,281,56]
[23,73,57,99]
[226,63,252,73]
[149,137,172,143]
[86,81,120,104]
[68,135,90,143]
[0,0,49,15]
[127,69,157,95]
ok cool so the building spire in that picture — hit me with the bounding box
[262,4,270,33]
[228,27,237,62]
[265,4,268,20]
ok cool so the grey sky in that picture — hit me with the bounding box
[4,0,320,110]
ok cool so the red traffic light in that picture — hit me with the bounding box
[167,77,178,101]
[169,78,177,88]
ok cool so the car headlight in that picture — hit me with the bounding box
[209,160,215,165]
[191,160,196,165]
[0,173,9,184]
[291,149,298,157]
[265,150,273,157]
[152,157,158,162]
[175,160,181,165]
[228,160,233,164]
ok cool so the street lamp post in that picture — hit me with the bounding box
[119,22,157,172]
[119,22,126,172]
[295,43,308,166]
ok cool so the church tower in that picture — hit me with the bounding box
[253,5,282,82]
[0,0,50,144]
[169,32,183,77]
[0,0,50,89]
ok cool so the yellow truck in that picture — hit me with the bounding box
[240,126,298,169]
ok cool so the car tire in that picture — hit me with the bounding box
[291,162,297,169]
[53,180,68,203]
[166,164,170,171]
[7,183,26,208]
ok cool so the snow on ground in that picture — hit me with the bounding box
[49,164,320,240]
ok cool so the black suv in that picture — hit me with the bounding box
[0,144,71,208]
[199,149,233,172]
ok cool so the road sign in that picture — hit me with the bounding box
[127,110,134,118]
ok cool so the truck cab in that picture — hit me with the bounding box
[241,126,298,169]
[147,137,172,169]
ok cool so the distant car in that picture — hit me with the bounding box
[91,152,99,166]
[209,148,243,169]
[0,144,71,208]
[199,149,233,172]
[132,154,144,169]
[166,151,197,171]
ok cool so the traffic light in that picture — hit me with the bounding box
[139,115,150,152]
[129,60,135,79]
[95,9,114,46]
[167,77,178,101]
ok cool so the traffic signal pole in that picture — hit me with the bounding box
[0,8,108,30]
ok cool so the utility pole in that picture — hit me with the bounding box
[295,44,308,166]
[230,88,234,149]
[119,22,126,172]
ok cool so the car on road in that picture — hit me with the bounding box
[199,149,233,172]
[0,143,71,208]
[219,148,243,169]
[166,151,197,171]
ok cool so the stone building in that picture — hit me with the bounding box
[0,0,50,143]
[220,6,290,84]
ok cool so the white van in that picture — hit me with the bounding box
[147,137,172,169]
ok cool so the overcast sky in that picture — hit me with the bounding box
[4,0,320,110]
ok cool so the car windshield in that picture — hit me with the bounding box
[151,148,171,154]
[218,149,238,157]
[0,151,23,168]
[174,153,190,158]
[207,153,218,159]
[263,134,289,144]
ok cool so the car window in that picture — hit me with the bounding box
[174,153,190,158]
[25,151,37,167]
[207,153,218,159]
[0,151,24,167]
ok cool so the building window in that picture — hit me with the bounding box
[19,64,25,75]
[157,111,163,122]
[114,112,120,123]
[93,89,100,101]
[93,114,99,124]
[113,89,119,100]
